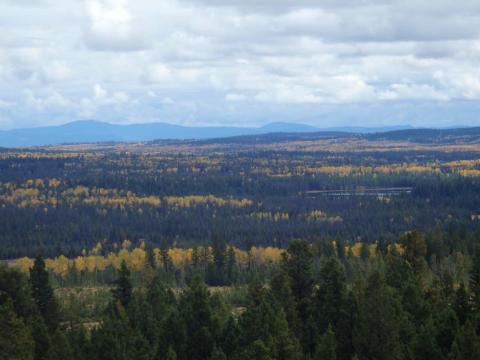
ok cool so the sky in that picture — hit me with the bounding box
[1,0,480,130]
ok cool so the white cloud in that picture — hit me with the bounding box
[1,0,480,128]
[93,84,129,104]
[0,99,15,108]
[94,84,108,99]
[84,0,146,51]
[226,93,246,102]
[379,83,449,101]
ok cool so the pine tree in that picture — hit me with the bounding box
[315,325,336,360]
[45,329,74,360]
[353,271,405,360]
[386,253,429,327]
[413,318,443,360]
[127,295,159,347]
[281,240,314,355]
[244,339,273,360]
[29,256,59,331]
[435,307,459,357]
[335,237,346,261]
[314,257,352,360]
[236,281,302,360]
[180,276,216,360]
[210,346,227,360]
[453,282,471,326]
[146,244,157,269]
[0,265,36,320]
[281,239,314,309]
[226,245,237,285]
[112,260,132,308]
[131,332,151,360]
[0,300,34,360]
[90,305,137,360]
[212,234,227,270]
[160,241,173,274]
[165,347,177,360]
[314,258,347,332]
[376,236,388,256]
[270,270,299,334]
[449,321,480,360]
[31,316,51,360]
[66,327,89,360]
[192,246,200,268]
[221,317,239,357]
[399,230,427,273]
[315,238,336,258]
[147,276,176,324]
[359,243,370,261]
[470,246,480,311]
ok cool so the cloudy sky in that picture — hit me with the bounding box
[1,0,480,129]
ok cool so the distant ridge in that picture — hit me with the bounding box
[0,120,415,147]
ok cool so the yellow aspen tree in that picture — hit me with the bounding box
[15,257,33,272]
[74,256,86,272]
[85,256,97,273]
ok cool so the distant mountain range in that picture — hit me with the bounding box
[0,120,416,147]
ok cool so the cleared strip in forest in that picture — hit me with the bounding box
[304,187,413,196]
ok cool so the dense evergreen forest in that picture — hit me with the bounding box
[1,133,480,258]
[3,234,480,359]
[2,132,480,359]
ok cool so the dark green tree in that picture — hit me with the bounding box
[31,316,51,360]
[221,317,239,358]
[282,239,314,308]
[0,300,34,360]
[236,281,302,360]
[210,346,227,360]
[353,271,406,360]
[127,294,159,347]
[435,307,459,357]
[179,276,216,360]
[165,347,177,360]
[314,257,352,360]
[90,304,140,360]
[470,246,480,311]
[112,261,132,309]
[359,243,370,261]
[160,242,173,274]
[335,237,346,261]
[413,317,443,360]
[281,239,314,352]
[29,256,59,331]
[226,245,237,285]
[315,325,336,360]
[399,230,427,273]
[212,234,227,270]
[376,236,388,256]
[450,321,480,360]
[270,270,298,333]
[45,329,74,360]
[315,239,335,258]
[453,282,471,326]
[0,265,36,320]
[147,276,176,324]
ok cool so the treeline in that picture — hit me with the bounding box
[3,232,480,359]
[14,240,284,288]
[12,224,480,290]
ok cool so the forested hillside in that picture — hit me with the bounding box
[3,234,480,359]
[2,131,480,359]
[1,130,480,258]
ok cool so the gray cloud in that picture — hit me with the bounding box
[1,0,480,129]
